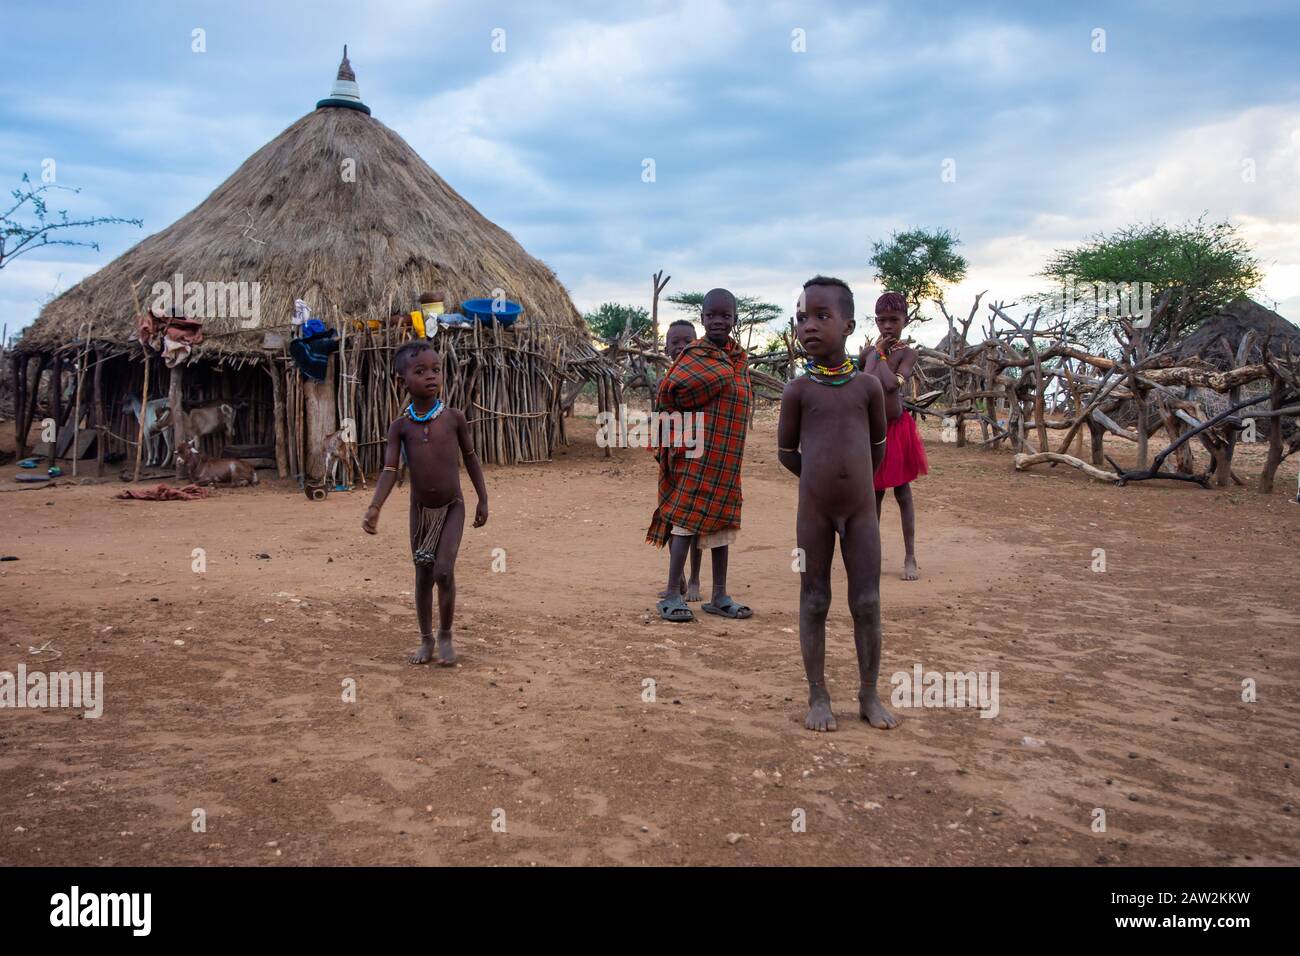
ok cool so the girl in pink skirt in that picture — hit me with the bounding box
[861,292,928,580]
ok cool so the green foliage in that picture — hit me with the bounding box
[868,227,968,320]
[1,173,142,271]
[666,291,784,349]
[1037,217,1263,349]
[584,302,650,340]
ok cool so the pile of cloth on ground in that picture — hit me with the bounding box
[115,483,211,501]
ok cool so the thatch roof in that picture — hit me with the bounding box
[1171,298,1300,369]
[21,55,582,358]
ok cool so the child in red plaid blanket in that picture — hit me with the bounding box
[649,289,753,623]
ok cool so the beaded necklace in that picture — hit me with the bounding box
[804,356,857,386]
[405,400,444,443]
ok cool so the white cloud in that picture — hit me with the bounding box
[0,256,99,338]
[1066,104,1300,313]
[384,0,746,194]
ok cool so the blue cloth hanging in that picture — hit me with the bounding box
[290,327,339,381]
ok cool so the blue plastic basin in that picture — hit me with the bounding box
[460,298,523,326]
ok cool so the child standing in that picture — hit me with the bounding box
[648,289,752,623]
[656,319,703,602]
[778,276,897,732]
[362,342,489,666]
[861,292,928,581]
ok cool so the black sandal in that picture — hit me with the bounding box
[657,595,695,622]
[702,596,752,619]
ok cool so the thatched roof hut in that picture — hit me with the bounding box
[21,48,582,358]
[10,50,604,475]
[1170,297,1300,369]
[1164,298,1300,427]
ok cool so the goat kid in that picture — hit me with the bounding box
[175,440,258,487]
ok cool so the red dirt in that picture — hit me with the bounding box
[1,412,1297,865]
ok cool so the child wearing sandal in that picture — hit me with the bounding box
[655,319,704,603]
[647,289,753,623]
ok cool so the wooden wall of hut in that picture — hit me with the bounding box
[333,319,569,472]
[68,350,275,467]
[13,316,600,480]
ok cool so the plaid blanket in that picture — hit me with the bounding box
[646,337,751,546]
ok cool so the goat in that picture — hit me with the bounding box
[156,402,237,447]
[175,439,258,487]
[323,429,366,490]
[124,396,174,466]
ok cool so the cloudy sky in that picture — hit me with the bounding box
[2,0,1298,349]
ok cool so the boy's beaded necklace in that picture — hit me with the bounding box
[804,356,857,386]
[405,399,444,443]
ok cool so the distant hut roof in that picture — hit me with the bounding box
[1171,298,1300,369]
[21,48,583,359]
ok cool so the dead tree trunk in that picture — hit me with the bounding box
[1258,370,1285,494]
[650,270,670,353]
[1087,416,1106,467]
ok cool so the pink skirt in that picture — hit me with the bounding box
[874,412,929,490]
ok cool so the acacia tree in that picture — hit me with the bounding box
[868,227,968,321]
[584,302,650,341]
[1038,217,1262,352]
[1,174,142,272]
[665,291,782,351]
[1038,217,1264,470]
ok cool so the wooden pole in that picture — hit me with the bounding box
[72,328,89,477]
[133,351,151,482]
[270,358,288,479]
[46,353,62,468]
[169,363,186,480]
[92,345,104,433]
[304,355,337,482]
[12,352,27,458]
[49,352,63,468]
[130,280,151,482]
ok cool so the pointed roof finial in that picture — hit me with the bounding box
[316,44,371,115]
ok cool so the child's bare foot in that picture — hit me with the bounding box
[409,634,435,665]
[436,628,457,667]
[659,576,687,599]
[805,685,837,732]
[685,580,701,602]
[901,555,919,581]
[858,687,899,729]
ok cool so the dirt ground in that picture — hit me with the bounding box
[1,408,1297,866]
